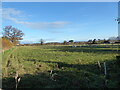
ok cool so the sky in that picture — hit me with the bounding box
[2,2,118,43]
[2,0,120,2]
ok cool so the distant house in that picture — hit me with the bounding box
[110,41,115,44]
[115,41,120,44]
[103,41,110,44]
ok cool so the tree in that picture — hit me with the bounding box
[63,40,67,45]
[3,26,24,45]
[69,40,74,43]
[88,39,92,44]
[39,39,45,45]
[108,37,117,41]
[92,39,96,44]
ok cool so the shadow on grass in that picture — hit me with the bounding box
[49,45,118,54]
[27,59,105,74]
[2,71,106,89]
[2,58,120,88]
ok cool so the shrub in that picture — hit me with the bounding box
[1,37,13,50]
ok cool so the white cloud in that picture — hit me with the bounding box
[2,8,69,30]
[3,8,23,17]
[24,21,69,30]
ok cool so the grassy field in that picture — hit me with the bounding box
[2,44,120,88]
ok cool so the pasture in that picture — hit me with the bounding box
[2,44,120,88]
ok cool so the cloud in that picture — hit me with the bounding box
[24,21,69,30]
[2,8,69,30]
[3,8,23,17]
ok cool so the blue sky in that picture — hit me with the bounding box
[2,0,120,2]
[2,2,118,43]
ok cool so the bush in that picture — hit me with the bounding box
[1,37,13,50]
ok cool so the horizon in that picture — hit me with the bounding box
[2,2,118,44]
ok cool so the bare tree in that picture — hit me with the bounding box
[3,26,24,45]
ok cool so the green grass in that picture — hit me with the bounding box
[2,45,120,88]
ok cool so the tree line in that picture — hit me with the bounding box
[1,25,119,48]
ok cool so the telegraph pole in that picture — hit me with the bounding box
[118,1,120,38]
[116,1,120,61]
